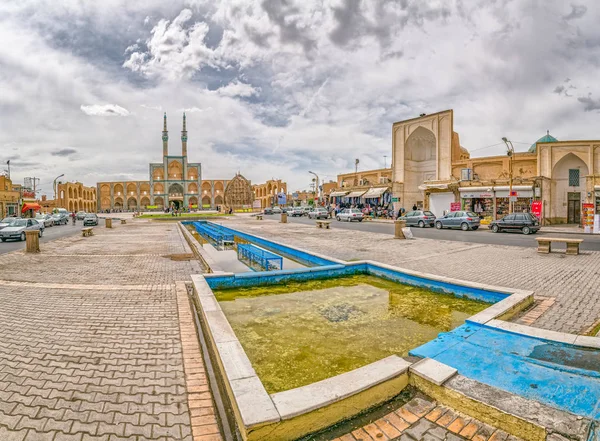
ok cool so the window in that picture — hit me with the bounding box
[461,169,472,181]
[569,169,580,187]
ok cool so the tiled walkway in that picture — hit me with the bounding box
[332,396,521,441]
[0,220,219,441]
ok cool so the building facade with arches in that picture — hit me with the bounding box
[252,179,287,209]
[391,109,600,224]
[97,113,231,211]
[54,182,97,213]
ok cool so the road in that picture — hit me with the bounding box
[268,214,600,251]
[0,219,105,254]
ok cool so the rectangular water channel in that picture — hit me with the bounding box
[213,275,489,394]
[186,223,308,273]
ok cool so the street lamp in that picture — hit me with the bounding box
[309,171,320,205]
[53,174,65,202]
[501,137,515,214]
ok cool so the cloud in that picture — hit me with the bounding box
[80,104,131,116]
[577,94,600,111]
[553,85,565,94]
[51,148,77,157]
[563,4,587,20]
[215,81,260,98]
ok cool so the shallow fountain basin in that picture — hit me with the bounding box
[191,259,532,441]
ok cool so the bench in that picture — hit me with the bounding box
[256,214,263,220]
[81,227,94,237]
[316,220,332,229]
[121,219,126,224]
[535,237,583,255]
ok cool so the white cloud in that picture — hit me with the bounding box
[215,81,260,98]
[80,104,131,117]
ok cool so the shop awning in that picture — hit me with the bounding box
[418,183,449,191]
[362,187,389,198]
[329,191,349,197]
[346,190,367,198]
[492,185,533,191]
[21,203,41,213]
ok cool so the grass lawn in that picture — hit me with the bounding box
[139,213,232,219]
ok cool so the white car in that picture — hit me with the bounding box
[0,218,44,242]
[336,208,364,222]
[308,208,329,219]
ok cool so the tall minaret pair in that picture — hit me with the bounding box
[161,112,188,157]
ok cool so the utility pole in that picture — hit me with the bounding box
[384,155,388,169]
[6,160,10,179]
[502,138,515,214]
[354,158,360,186]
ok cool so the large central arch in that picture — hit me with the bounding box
[550,153,589,223]
[404,126,436,208]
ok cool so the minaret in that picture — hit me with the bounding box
[181,112,188,157]
[162,112,169,157]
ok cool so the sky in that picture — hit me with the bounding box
[1,0,599,196]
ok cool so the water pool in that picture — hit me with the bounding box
[214,275,489,393]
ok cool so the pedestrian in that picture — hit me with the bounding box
[412,204,417,211]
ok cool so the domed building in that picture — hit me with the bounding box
[528,131,558,153]
[390,110,600,225]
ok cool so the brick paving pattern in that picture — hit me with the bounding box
[332,396,522,441]
[224,217,600,334]
[0,220,219,440]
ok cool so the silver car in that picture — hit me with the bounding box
[308,208,329,219]
[36,213,54,227]
[435,211,481,231]
[52,213,68,225]
[0,217,18,230]
[336,208,364,222]
[400,210,436,228]
[0,218,44,242]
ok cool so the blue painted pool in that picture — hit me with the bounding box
[411,324,600,420]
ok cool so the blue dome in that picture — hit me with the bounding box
[529,131,558,153]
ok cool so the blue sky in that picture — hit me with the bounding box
[1,0,599,195]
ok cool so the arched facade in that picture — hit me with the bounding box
[55,182,97,213]
[252,180,287,209]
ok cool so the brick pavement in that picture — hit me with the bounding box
[330,395,522,441]
[223,217,600,334]
[0,220,221,440]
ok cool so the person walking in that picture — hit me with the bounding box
[412,204,417,211]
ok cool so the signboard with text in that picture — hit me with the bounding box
[450,202,461,212]
[530,200,542,219]
[583,203,594,233]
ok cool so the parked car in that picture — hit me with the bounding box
[336,208,364,222]
[302,206,312,216]
[0,218,43,242]
[0,217,17,230]
[35,213,54,227]
[52,213,69,225]
[83,213,99,226]
[263,207,274,215]
[489,213,540,235]
[272,207,282,214]
[435,211,480,231]
[76,211,87,220]
[308,208,329,219]
[400,210,436,228]
[290,207,304,217]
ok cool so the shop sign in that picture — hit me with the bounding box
[450,202,461,212]
[392,197,399,202]
[252,200,261,208]
[530,200,542,219]
[461,192,493,199]
[147,205,158,209]
[583,203,594,233]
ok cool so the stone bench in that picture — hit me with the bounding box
[81,227,94,237]
[316,220,331,229]
[256,214,263,220]
[535,237,583,255]
[121,219,126,224]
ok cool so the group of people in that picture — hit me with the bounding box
[329,203,396,219]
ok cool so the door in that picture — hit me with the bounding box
[567,192,581,224]
[429,193,455,218]
[446,212,459,228]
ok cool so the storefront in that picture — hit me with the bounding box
[595,187,600,214]
[329,190,349,205]
[459,187,494,219]
[343,190,367,205]
[493,186,534,218]
[362,187,390,206]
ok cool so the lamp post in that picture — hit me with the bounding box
[501,138,515,214]
[308,171,320,205]
[53,174,65,203]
